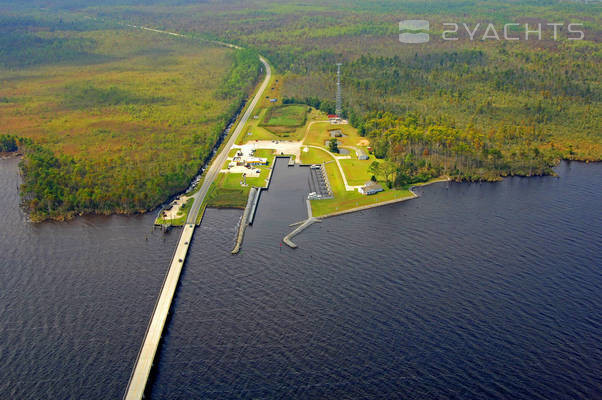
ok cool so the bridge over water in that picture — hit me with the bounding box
[122,26,271,400]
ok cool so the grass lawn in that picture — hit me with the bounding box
[339,158,374,186]
[300,146,332,164]
[262,104,307,127]
[310,161,412,217]
[303,122,369,148]
[206,173,251,208]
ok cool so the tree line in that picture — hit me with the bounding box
[362,112,560,188]
[0,134,20,152]
[7,49,262,222]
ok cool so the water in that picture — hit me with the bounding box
[0,157,179,399]
[1,157,601,399]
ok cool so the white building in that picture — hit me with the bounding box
[358,181,384,195]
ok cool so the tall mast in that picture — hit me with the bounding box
[336,63,342,116]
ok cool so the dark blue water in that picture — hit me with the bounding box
[0,157,179,399]
[1,157,601,399]
[150,159,601,399]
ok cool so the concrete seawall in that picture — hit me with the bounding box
[282,200,317,248]
[232,188,257,254]
[247,188,262,225]
[320,178,451,219]
[283,217,320,248]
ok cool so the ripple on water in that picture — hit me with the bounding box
[149,161,601,399]
[0,158,600,399]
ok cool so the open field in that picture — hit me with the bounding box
[261,104,307,127]
[237,101,323,144]
[339,158,374,186]
[300,146,331,165]
[303,122,367,148]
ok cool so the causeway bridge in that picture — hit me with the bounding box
[123,26,271,400]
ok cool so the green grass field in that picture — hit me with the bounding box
[310,161,412,217]
[262,104,307,127]
[300,146,331,164]
[339,158,374,186]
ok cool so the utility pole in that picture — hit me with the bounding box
[336,63,342,117]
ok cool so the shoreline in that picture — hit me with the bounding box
[319,177,451,220]
[282,177,451,248]
[14,159,592,223]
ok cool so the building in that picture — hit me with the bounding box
[328,114,342,124]
[245,157,268,166]
[356,148,369,160]
[358,181,384,195]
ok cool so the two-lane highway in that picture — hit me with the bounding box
[123,25,272,400]
[187,56,272,224]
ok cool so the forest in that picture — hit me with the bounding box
[363,112,560,187]
[0,134,19,153]
[0,15,260,221]
[1,1,600,219]
[80,0,599,162]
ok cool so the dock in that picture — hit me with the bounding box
[282,199,318,249]
[232,188,257,254]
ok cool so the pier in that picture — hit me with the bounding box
[232,188,257,254]
[282,200,318,249]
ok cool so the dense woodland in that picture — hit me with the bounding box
[0,15,260,221]
[100,0,598,160]
[1,1,600,219]
[363,112,559,187]
[0,134,20,152]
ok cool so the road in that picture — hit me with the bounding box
[123,26,272,400]
[187,56,272,224]
[307,145,362,191]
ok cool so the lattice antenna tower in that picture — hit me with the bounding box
[336,63,343,116]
